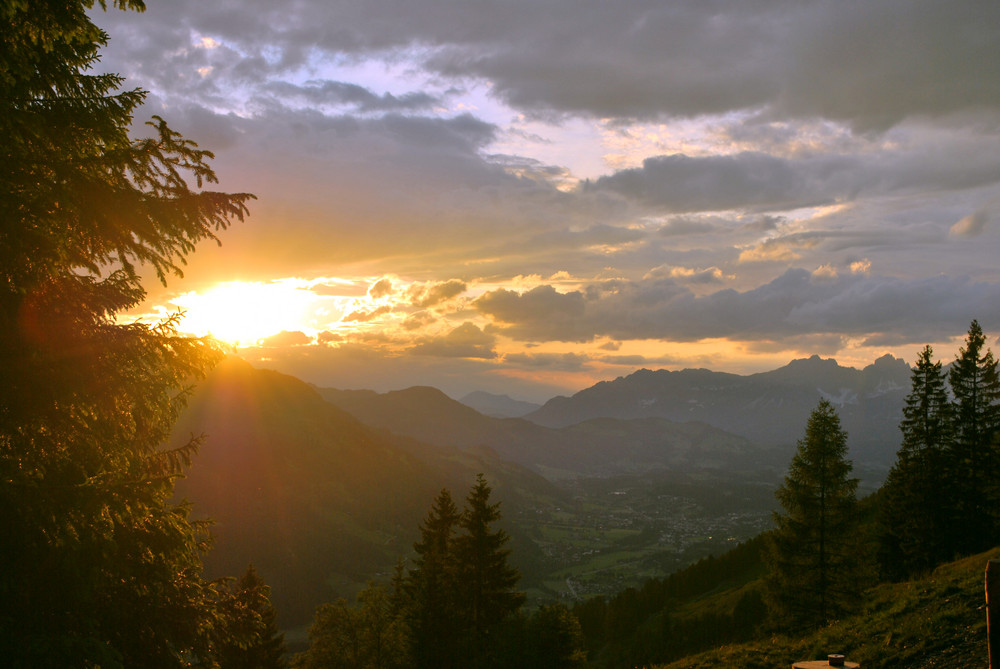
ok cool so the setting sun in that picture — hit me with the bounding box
[171,281,318,345]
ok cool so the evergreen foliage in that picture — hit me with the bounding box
[454,472,526,662]
[296,475,554,669]
[765,400,863,631]
[946,319,1000,554]
[1,1,253,665]
[880,322,1000,578]
[878,345,955,578]
[406,487,462,668]
[493,604,587,669]
[216,565,288,669]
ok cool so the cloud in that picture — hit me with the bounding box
[474,270,1000,345]
[591,152,848,213]
[98,0,1000,132]
[402,312,436,331]
[596,354,647,366]
[343,305,392,322]
[408,322,496,358]
[475,285,588,341]
[591,148,1000,215]
[92,0,1000,396]
[408,279,467,307]
[262,80,440,112]
[259,330,312,347]
[368,278,395,300]
[950,209,989,237]
[645,265,727,285]
[423,1,999,130]
[502,351,589,371]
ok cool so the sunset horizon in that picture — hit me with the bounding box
[94,0,1000,399]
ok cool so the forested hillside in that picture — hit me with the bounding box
[657,546,997,669]
[173,357,561,626]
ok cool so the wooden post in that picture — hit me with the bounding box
[989,560,1000,669]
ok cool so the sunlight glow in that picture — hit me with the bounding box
[172,281,318,345]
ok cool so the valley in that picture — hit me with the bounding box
[514,472,778,603]
[172,354,902,631]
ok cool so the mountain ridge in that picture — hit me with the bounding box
[524,354,912,465]
[318,385,774,479]
[459,390,542,417]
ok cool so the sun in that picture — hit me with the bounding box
[171,281,317,345]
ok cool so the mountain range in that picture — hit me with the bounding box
[318,385,768,479]
[521,353,911,466]
[171,353,913,629]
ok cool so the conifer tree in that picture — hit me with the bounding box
[454,473,525,665]
[947,320,1000,553]
[217,565,288,669]
[879,345,954,578]
[1,1,252,664]
[406,488,462,669]
[765,400,862,631]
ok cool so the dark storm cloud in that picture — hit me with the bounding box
[475,270,1000,344]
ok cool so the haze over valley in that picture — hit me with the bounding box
[174,352,906,630]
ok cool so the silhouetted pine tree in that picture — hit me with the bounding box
[947,320,1000,554]
[765,400,863,631]
[406,488,462,669]
[0,2,252,664]
[879,345,955,578]
[454,473,525,666]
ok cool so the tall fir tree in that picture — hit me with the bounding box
[454,473,525,666]
[947,320,1000,554]
[1,1,252,665]
[406,488,462,669]
[765,400,863,631]
[879,345,955,578]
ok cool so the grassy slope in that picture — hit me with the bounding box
[657,547,997,669]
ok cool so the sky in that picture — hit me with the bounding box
[95,0,1000,402]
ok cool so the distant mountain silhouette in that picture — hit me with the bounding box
[525,354,911,465]
[459,390,542,417]
[318,385,773,478]
[172,357,558,628]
